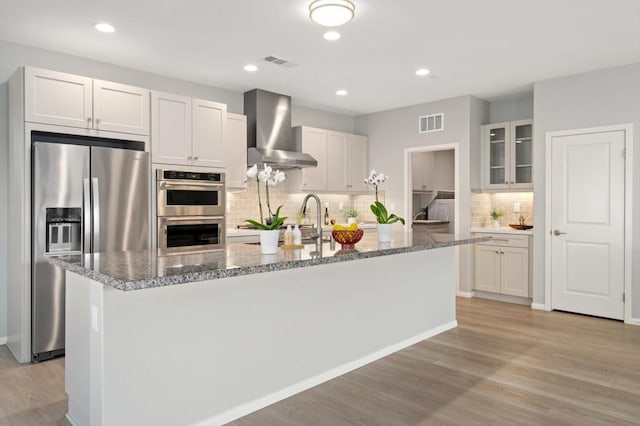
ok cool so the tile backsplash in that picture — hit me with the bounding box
[226,183,379,229]
[471,192,534,228]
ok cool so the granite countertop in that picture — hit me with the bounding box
[227,222,378,237]
[469,227,534,235]
[49,231,490,291]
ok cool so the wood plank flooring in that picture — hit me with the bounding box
[1,298,638,425]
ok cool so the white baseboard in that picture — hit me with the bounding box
[0,337,7,346]
[194,320,458,426]
[65,414,79,426]
[473,290,531,306]
[531,303,549,311]
[456,291,474,298]
[626,318,640,326]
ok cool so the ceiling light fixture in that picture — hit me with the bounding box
[243,64,258,72]
[309,0,355,27]
[94,22,115,33]
[336,89,348,96]
[415,68,431,76]
[323,31,341,41]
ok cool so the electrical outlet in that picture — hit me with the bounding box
[513,202,520,213]
[339,202,344,210]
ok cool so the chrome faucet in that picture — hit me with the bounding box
[413,211,427,221]
[300,193,323,250]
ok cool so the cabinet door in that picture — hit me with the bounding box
[347,134,368,192]
[151,92,192,166]
[93,80,150,135]
[501,246,529,297]
[482,123,511,189]
[327,131,348,191]
[25,67,92,129]
[225,113,247,189]
[192,99,227,168]
[509,119,533,190]
[474,245,501,293]
[300,127,327,190]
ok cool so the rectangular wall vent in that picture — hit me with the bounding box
[419,113,444,133]
[262,56,297,68]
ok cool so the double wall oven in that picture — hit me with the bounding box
[157,169,225,253]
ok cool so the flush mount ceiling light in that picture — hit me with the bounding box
[336,89,348,96]
[323,31,341,41]
[243,64,258,72]
[309,0,355,27]
[94,22,115,33]
[415,68,431,76]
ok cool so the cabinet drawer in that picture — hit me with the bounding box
[473,233,529,248]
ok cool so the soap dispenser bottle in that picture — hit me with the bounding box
[284,225,294,246]
[293,224,302,245]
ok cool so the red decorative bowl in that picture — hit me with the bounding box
[331,229,364,249]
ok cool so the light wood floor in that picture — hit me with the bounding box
[1,298,639,425]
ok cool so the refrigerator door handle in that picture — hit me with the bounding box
[83,178,91,253]
[92,177,100,253]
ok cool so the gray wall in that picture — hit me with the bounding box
[355,95,477,292]
[0,39,356,342]
[533,63,640,318]
[489,96,534,123]
[292,105,355,133]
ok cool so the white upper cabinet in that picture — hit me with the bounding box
[346,133,368,192]
[481,119,533,190]
[297,126,329,191]
[411,152,435,191]
[225,113,247,189]
[192,99,226,168]
[93,80,150,135]
[327,131,348,190]
[151,92,227,169]
[151,92,192,166]
[25,67,92,129]
[294,126,368,193]
[24,67,150,135]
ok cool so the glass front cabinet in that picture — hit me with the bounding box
[481,119,533,190]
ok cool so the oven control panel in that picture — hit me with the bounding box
[158,169,224,182]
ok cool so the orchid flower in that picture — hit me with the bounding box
[245,164,287,229]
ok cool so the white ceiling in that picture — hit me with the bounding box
[1,0,638,115]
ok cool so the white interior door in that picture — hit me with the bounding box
[550,130,625,319]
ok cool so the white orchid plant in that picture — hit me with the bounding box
[364,169,405,225]
[245,164,288,230]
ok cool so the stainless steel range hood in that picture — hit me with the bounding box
[244,89,317,168]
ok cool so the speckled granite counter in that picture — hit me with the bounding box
[49,231,489,291]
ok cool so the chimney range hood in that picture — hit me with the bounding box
[244,89,317,169]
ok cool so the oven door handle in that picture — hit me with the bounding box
[158,181,224,190]
[159,216,225,225]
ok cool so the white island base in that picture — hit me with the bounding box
[65,247,457,426]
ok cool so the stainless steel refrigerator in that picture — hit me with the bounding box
[31,133,149,362]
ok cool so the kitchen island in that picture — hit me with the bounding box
[51,231,488,426]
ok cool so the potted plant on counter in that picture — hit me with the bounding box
[364,169,405,242]
[345,207,358,225]
[490,209,503,229]
[245,164,287,254]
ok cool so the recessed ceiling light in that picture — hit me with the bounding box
[336,89,348,96]
[309,0,355,27]
[94,22,115,33]
[243,64,258,72]
[323,31,341,41]
[415,68,431,76]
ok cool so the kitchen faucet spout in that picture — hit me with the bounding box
[300,194,323,250]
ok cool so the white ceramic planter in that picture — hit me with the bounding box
[259,229,280,254]
[377,223,392,242]
[491,220,500,229]
[347,217,357,225]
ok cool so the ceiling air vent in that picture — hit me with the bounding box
[262,56,297,68]
[419,113,444,133]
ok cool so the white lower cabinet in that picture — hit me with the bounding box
[474,233,530,298]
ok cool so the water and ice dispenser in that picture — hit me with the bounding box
[46,207,81,253]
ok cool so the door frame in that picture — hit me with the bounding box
[544,124,634,323]
[403,143,460,292]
